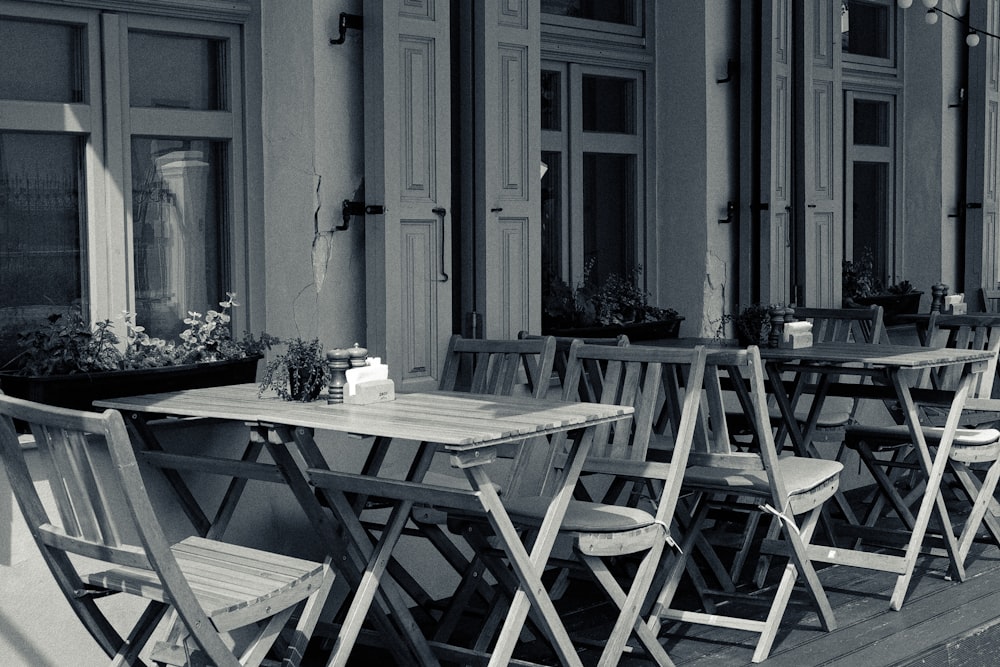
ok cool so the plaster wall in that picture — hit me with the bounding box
[658,1,737,337]
[261,0,368,350]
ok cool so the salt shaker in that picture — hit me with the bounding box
[348,342,368,368]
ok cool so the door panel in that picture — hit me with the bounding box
[364,0,451,389]
[797,0,842,306]
[466,0,541,339]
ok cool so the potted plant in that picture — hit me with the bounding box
[542,261,683,341]
[842,247,923,325]
[0,293,275,411]
[715,303,776,346]
[258,337,329,402]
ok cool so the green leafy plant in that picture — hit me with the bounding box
[714,303,776,346]
[4,293,274,376]
[257,337,329,402]
[843,247,915,301]
[542,260,678,330]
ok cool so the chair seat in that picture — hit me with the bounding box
[684,456,843,514]
[503,495,655,533]
[845,424,1000,450]
[84,535,328,633]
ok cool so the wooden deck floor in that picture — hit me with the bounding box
[308,490,1000,666]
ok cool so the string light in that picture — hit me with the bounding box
[899,0,1000,46]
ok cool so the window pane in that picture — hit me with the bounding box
[0,18,84,103]
[842,1,889,59]
[132,138,226,339]
[129,31,224,110]
[583,153,635,284]
[582,75,635,133]
[541,70,562,131]
[0,133,85,361]
[852,161,890,282]
[854,99,890,146]
[541,150,563,281]
[541,0,637,26]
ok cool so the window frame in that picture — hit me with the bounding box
[0,1,251,337]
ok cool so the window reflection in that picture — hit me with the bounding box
[0,17,84,103]
[541,0,637,26]
[131,138,225,339]
[129,31,224,110]
[0,133,84,360]
[583,153,636,285]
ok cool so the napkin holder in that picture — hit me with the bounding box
[943,293,967,314]
[779,321,813,349]
[343,359,395,404]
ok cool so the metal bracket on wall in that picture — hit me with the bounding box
[330,13,363,45]
[336,200,383,232]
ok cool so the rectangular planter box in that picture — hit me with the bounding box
[849,291,924,327]
[0,356,261,412]
[544,316,684,341]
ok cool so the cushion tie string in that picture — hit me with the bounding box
[652,518,682,554]
[759,503,801,536]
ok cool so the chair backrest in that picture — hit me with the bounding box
[518,331,629,401]
[559,341,708,519]
[980,287,1000,313]
[792,305,887,345]
[439,334,557,399]
[562,341,707,465]
[0,394,215,642]
[692,346,793,506]
[924,312,1000,398]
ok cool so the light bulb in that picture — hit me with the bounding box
[922,0,938,8]
[967,30,981,47]
[898,0,913,7]
[925,9,939,23]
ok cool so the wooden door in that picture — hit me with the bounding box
[743,0,793,306]
[460,0,541,339]
[364,0,452,390]
[964,0,1000,297]
[796,0,842,307]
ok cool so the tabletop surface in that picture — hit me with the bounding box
[755,342,994,368]
[96,384,633,450]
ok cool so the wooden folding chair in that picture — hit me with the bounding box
[454,341,709,666]
[844,312,1000,567]
[980,287,1000,313]
[648,346,842,663]
[518,330,629,400]
[0,393,333,667]
[404,335,557,636]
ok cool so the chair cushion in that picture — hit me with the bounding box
[502,496,655,533]
[845,424,1000,448]
[683,456,843,500]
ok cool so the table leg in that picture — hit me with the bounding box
[268,426,439,666]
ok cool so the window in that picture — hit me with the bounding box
[841,0,896,70]
[845,92,896,283]
[0,4,247,360]
[541,62,646,291]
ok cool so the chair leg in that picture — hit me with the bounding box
[950,458,1000,564]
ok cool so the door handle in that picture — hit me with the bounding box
[433,207,449,282]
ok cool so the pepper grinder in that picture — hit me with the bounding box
[326,348,350,404]
[768,305,786,348]
[348,342,368,368]
[931,283,949,313]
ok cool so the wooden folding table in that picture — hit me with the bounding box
[98,385,632,666]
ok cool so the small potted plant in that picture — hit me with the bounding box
[542,261,683,340]
[258,337,329,402]
[715,303,775,346]
[843,247,923,325]
[0,293,274,411]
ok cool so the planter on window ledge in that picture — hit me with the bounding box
[845,292,924,327]
[544,315,684,341]
[0,355,262,412]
